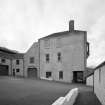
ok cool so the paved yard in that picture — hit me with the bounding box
[0,76,101,105]
[74,91,102,105]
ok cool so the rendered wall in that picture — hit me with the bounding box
[94,65,105,105]
[39,31,87,83]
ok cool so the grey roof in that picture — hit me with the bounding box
[94,61,105,70]
[0,47,18,54]
[0,46,24,59]
[11,53,24,59]
[0,51,24,59]
[39,30,86,40]
[84,67,94,78]
[86,61,105,76]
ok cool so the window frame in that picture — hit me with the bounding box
[16,69,20,72]
[30,57,34,64]
[58,52,61,62]
[56,37,62,48]
[46,72,52,78]
[59,71,63,79]
[44,39,50,49]
[16,59,20,65]
[1,58,6,63]
[46,54,50,63]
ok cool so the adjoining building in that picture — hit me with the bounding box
[0,47,24,77]
[94,62,105,105]
[24,42,39,78]
[86,61,105,105]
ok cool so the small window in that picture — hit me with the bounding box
[16,60,20,65]
[30,57,34,63]
[16,69,20,72]
[44,39,50,49]
[59,71,63,79]
[1,58,6,63]
[46,54,50,63]
[46,72,52,78]
[56,38,62,48]
[58,52,61,62]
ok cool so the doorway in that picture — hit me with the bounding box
[27,68,37,78]
[73,71,83,83]
[0,65,9,76]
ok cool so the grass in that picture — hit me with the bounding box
[0,76,100,105]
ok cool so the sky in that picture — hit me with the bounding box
[0,0,105,67]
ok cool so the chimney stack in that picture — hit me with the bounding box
[69,20,74,31]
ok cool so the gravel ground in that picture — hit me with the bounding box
[0,76,101,105]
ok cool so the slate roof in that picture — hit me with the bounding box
[86,61,105,78]
[0,47,24,59]
[39,30,86,40]
[84,67,94,78]
[94,61,105,70]
[0,47,18,54]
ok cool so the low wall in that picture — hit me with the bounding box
[52,88,78,105]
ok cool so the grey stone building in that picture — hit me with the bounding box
[0,20,89,83]
[0,47,24,76]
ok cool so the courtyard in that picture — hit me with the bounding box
[0,76,101,105]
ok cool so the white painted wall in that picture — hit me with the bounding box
[52,88,78,105]
[94,65,105,105]
[39,31,87,83]
[86,75,93,86]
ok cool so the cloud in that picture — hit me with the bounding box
[0,0,104,66]
[87,15,105,66]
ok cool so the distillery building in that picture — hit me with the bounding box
[0,20,89,83]
[38,20,89,83]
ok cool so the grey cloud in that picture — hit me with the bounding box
[0,0,105,66]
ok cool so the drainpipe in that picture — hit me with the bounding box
[93,71,94,93]
[22,57,25,77]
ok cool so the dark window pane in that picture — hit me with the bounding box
[1,59,6,63]
[58,52,61,62]
[16,60,19,65]
[16,69,20,72]
[46,72,52,78]
[30,57,34,63]
[46,54,49,63]
[59,71,63,79]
